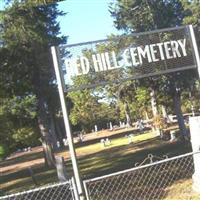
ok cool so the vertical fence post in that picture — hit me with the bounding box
[71,177,80,200]
[188,24,200,193]
[51,46,85,200]
[189,116,200,193]
[188,24,200,77]
[83,181,91,200]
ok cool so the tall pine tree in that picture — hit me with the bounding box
[0,0,66,166]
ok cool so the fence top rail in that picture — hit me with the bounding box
[66,65,196,92]
[0,180,71,199]
[84,151,200,183]
[63,25,187,48]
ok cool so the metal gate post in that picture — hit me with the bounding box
[71,177,80,200]
[51,46,85,200]
[188,24,200,193]
[188,24,200,77]
[83,181,91,200]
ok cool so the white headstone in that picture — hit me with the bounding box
[57,141,60,148]
[109,122,113,130]
[63,138,68,146]
[128,135,132,144]
[170,130,176,142]
[95,125,98,132]
[100,139,105,147]
[55,156,68,182]
[106,138,111,146]
[189,116,200,193]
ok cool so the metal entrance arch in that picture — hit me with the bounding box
[51,25,200,199]
[55,25,199,92]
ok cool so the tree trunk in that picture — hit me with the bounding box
[172,90,188,138]
[161,105,170,122]
[150,88,161,135]
[38,97,55,167]
[49,112,59,150]
[144,109,149,120]
[55,118,65,144]
[150,88,158,117]
[124,101,132,127]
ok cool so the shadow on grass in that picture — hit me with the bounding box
[0,163,74,196]
[0,151,44,168]
[83,141,194,200]
[79,138,192,179]
[0,137,192,197]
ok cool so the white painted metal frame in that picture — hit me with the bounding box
[51,46,83,200]
[0,180,71,200]
[189,24,200,77]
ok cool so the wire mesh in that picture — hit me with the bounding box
[0,180,75,200]
[84,151,200,200]
[58,26,196,91]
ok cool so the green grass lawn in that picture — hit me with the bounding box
[0,130,193,196]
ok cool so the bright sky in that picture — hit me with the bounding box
[57,0,121,44]
[0,0,121,45]
[0,0,4,10]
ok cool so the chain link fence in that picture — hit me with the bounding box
[0,178,78,200]
[1,152,200,200]
[83,151,200,200]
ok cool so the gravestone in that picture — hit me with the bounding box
[127,134,134,144]
[106,138,111,146]
[55,156,68,182]
[170,130,177,142]
[94,125,98,132]
[56,141,60,149]
[100,139,105,147]
[128,135,132,144]
[63,138,68,146]
[109,122,113,130]
[28,167,38,186]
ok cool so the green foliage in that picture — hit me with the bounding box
[0,96,39,151]
[68,87,116,132]
[110,0,183,32]
[0,143,9,160]
[12,127,40,146]
[153,115,167,130]
[0,1,66,156]
[181,0,200,25]
[2,96,37,119]
[135,87,151,118]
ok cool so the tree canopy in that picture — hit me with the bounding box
[0,0,66,164]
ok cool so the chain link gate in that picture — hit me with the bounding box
[83,151,200,200]
[0,177,79,200]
